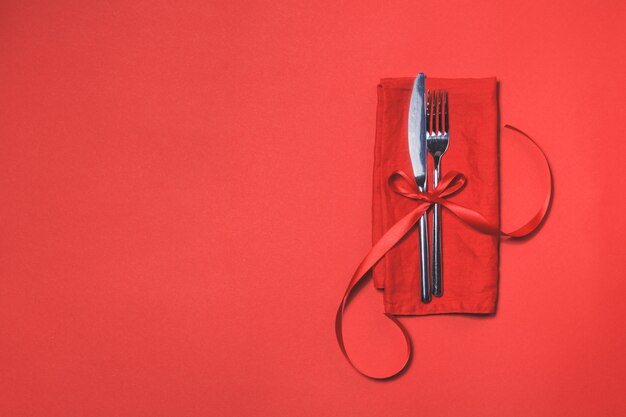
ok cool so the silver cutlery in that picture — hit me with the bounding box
[408,74,431,303]
[426,90,449,297]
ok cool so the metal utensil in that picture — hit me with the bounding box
[426,90,449,297]
[408,74,431,303]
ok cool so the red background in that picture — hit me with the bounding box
[1,1,625,416]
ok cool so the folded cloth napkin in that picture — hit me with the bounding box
[336,75,550,379]
[372,77,499,315]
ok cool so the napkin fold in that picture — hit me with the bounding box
[372,77,499,315]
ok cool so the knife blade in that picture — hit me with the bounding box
[408,73,431,303]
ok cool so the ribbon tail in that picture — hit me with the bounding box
[335,203,429,379]
[499,125,553,238]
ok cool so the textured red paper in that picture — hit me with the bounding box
[1,1,625,417]
[373,77,499,315]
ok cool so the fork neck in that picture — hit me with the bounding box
[432,156,442,187]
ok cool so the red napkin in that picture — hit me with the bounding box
[372,77,499,315]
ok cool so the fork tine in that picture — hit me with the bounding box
[437,90,443,134]
[444,90,449,134]
[426,90,431,134]
[431,90,439,135]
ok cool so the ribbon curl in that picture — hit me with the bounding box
[335,125,553,379]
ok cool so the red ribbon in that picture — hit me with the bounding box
[335,125,553,379]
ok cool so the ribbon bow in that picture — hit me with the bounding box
[335,125,553,380]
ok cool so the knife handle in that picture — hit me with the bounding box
[418,198,431,304]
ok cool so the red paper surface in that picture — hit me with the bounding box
[373,77,500,315]
[1,1,625,416]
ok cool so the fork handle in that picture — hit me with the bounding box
[432,161,443,297]
[432,203,443,296]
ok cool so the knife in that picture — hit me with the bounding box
[408,73,431,303]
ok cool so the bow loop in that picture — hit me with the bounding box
[435,171,466,197]
[387,170,421,196]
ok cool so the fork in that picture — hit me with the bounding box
[426,90,449,297]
